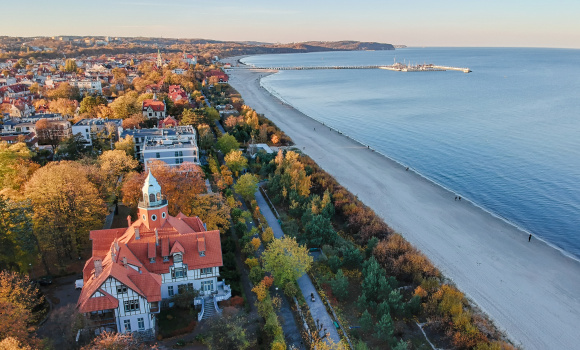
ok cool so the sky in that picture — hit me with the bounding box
[3,0,579,48]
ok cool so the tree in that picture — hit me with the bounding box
[198,123,214,150]
[79,95,106,116]
[330,269,349,301]
[121,161,205,216]
[224,150,247,177]
[121,113,145,129]
[204,313,250,350]
[262,237,312,288]
[49,98,78,117]
[0,300,32,348]
[374,312,395,344]
[0,198,34,272]
[55,133,89,160]
[0,271,44,319]
[63,59,77,73]
[361,257,396,305]
[233,173,258,202]
[0,337,32,350]
[359,309,373,333]
[217,133,240,155]
[25,161,107,267]
[262,227,274,243]
[0,141,38,194]
[35,119,64,151]
[109,91,139,119]
[81,332,155,350]
[46,83,80,100]
[303,214,337,247]
[185,194,231,232]
[180,108,204,127]
[114,135,135,158]
[98,150,139,196]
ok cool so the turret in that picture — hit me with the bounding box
[138,171,168,230]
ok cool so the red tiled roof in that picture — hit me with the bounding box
[142,99,165,112]
[78,197,223,314]
[78,289,118,313]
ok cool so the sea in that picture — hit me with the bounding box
[240,48,580,260]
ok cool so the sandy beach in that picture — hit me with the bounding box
[223,57,580,350]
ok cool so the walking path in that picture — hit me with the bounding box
[226,62,580,350]
[255,187,342,345]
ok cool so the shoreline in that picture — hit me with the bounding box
[223,56,580,350]
[260,75,580,264]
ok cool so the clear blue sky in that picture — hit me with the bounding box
[4,0,579,48]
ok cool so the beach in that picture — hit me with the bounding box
[224,58,580,350]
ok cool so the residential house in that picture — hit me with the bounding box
[72,118,123,146]
[142,95,166,120]
[77,172,230,337]
[142,125,199,171]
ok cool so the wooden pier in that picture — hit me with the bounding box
[227,64,471,73]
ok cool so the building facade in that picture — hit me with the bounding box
[77,172,230,337]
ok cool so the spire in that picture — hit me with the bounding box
[156,47,163,68]
[141,171,163,207]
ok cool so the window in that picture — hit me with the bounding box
[124,319,131,332]
[149,193,155,203]
[168,285,174,297]
[142,214,146,221]
[138,318,145,331]
[199,250,205,257]
[156,152,160,158]
[201,280,214,292]
[163,256,169,262]
[175,151,179,157]
[172,267,186,278]
[124,300,140,312]
[156,192,161,201]
[173,253,182,263]
[201,267,212,275]
[178,283,194,294]
[178,151,183,157]
[148,112,152,117]
[149,257,155,263]
[151,214,157,221]
[116,285,127,294]
[162,212,166,218]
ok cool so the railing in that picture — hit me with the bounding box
[194,296,203,306]
[213,296,222,314]
[138,199,168,208]
[197,299,205,321]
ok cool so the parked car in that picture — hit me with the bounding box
[34,276,53,286]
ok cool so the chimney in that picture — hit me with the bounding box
[155,228,159,246]
[122,256,127,267]
[111,246,116,262]
[127,215,132,227]
[134,227,140,240]
[94,259,102,277]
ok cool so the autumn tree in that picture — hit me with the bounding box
[81,332,155,350]
[25,161,107,269]
[49,98,77,117]
[121,113,145,129]
[262,237,312,289]
[35,119,64,151]
[184,193,231,232]
[121,161,205,216]
[0,271,44,321]
[224,150,248,177]
[197,123,214,150]
[55,133,89,160]
[0,142,38,195]
[0,300,32,348]
[180,108,204,127]
[114,135,135,158]
[109,91,140,119]
[269,150,311,202]
[79,95,107,117]
[46,83,80,100]
[234,173,259,202]
[63,59,77,72]
[217,133,240,155]
[98,150,139,196]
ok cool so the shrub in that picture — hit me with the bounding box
[249,266,265,285]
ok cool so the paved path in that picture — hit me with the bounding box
[255,187,341,345]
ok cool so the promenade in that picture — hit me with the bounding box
[254,187,342,345]
[226,61,580,350]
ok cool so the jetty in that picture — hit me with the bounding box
[227,63,471,73]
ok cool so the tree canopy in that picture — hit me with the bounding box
[262,236,312,288]
[233,173,259,202]
[217,133,240,155]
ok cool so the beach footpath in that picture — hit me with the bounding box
[224,57,580,350]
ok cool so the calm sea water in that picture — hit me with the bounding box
[241,48,580,259]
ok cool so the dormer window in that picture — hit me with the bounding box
[163,256,169,262]
[199,251,205,257]
[150,257,155,263]
[174,253,182,263]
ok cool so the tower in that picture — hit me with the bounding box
[156,48,163,68]
[138,171,168,230]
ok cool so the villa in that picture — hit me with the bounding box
[76,172,231,338]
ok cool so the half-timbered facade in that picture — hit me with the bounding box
[77,172,229,337]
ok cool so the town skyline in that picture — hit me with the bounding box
[3,0,579,49]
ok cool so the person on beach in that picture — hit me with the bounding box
[455,196,457,201]
[529,234,532,242]
[459,196,462,201]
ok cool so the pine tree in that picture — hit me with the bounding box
[374,312,395,343]
[359,309,373,333]
[330,269,349,301]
